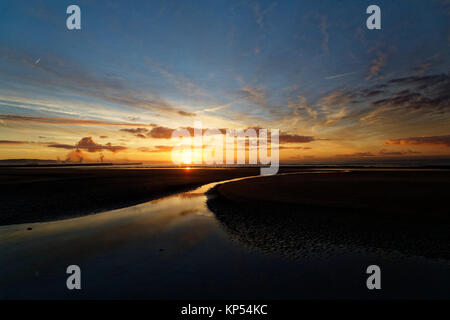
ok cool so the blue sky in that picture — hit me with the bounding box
[0,0,449,162]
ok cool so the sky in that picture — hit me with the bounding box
[0,0,449,164]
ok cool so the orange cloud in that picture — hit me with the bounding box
[65,149,92,162]
[385,135,450,147]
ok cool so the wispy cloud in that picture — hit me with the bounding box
[385,135,450,147]
[0,48,197,117]
[138,145,173,153]
[251,1,277,28]
[325,71,357,80]
[0,114,152,127]
[366,52,387,80]
[319,15,329,54]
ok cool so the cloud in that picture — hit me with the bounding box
[366,52,387,80]
[48,137,127,153]
[65,149,92,163]
[385,135,450,147]
[335,152,376,158]
[388,74,449,92]
[177,110,196,117]
[325,71,357,80]
[76,137,127,153]
[319,15,329,54]
[378,149,421,155]
[279,146,312,150]
[147,58,213,100]
[251,1,277,28]
[0,114,152,127]
[240,86,267,107]
[120,125,316,144]
[0,48,195,117]
[148,126,174,139]
[120,126,182,139]
[138,146,173,153]
[0,140,26,145]
[347,73,450,126]
[374,74,450,113]
[120,128,149,135]
[47,143,75,150]
[359,89,384,98]
[279,134,315,144]
[336,149,422,159]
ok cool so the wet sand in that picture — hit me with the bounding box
[0,167,259,226]
[207,170,450,260]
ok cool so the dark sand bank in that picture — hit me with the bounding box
[0,167,260,226]
[207,170,450,260]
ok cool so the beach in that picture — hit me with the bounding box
[207,170,450,260]
[0,167,260,225]
[1,168,449,299]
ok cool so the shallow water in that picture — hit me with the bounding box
[0,173,449,299]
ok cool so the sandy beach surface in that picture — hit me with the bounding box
[208,170,450,260]
[0,167,259,225]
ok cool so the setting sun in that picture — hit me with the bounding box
[181,150,192,164]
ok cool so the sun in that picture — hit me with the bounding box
[181,150,192,164]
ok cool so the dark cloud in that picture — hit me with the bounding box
[388,74,448,87]
[76,137,107,152]
[120,128,148,134]
[0,140,26,145]
[120,125,316,145]
[372,74,450,113]
[76,137,127,153]
[385,135,450,147]
[48,137,127,153]
[279,146,312,150]
[361,89,384,97]
[279,134,315,144]
[177,110,196,117]
[120,128,149,138]
[149,126,174,139]
[378,149,421,156]
[47,143,75,150]
[337,149,424,159]
[335,152,376,158]
[103,142,127,153]
[120,126,175,139]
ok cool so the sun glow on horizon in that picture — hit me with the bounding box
[181,150,192,164]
